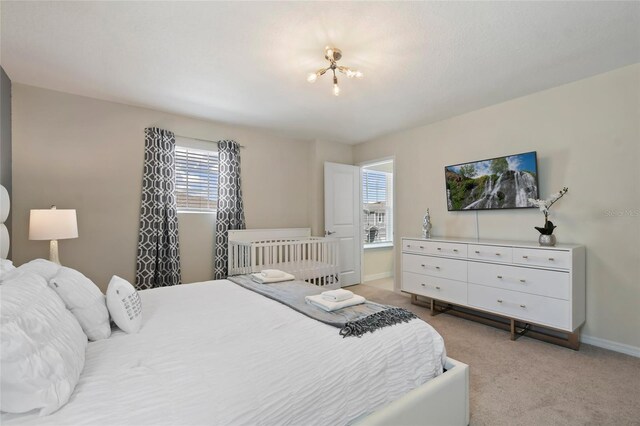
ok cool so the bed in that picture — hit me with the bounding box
[1,278,469,425]
[1,188,468,425]
[228,228,340,286]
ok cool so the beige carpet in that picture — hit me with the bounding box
[361,277,394,291]
[349,284,640,426]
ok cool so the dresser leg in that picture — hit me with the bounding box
[410,294,432,309]
[510,321,532,341]
[567,329,581,350]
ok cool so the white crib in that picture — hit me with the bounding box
[228,228,340,286]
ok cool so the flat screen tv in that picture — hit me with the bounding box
[445,151,539,211]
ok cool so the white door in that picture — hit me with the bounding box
[324,162,361,286]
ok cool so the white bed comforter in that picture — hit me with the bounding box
[3,280,445,426]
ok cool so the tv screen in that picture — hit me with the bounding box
[445,151,539,211]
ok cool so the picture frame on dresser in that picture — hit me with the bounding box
[401,237,586,350]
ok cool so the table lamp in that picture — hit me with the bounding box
[29,206,78,265]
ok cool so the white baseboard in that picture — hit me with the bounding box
[364,272,393,282]
[581,334,640,358]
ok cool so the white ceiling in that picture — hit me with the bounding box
[2,1,639,144]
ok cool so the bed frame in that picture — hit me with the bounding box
[228,228,340,286]
[360,357,469,426]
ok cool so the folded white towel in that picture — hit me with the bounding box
[321,289,354,302]
[251,272,295,284]
[305,294,366,312]
[260,269,286,279]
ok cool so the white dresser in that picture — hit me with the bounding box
[402,237,585,349]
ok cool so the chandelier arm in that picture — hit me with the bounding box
[317,67,330,76]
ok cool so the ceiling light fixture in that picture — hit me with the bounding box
[307,46,362,96]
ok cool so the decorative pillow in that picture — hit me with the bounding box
[49,267,111,341]
[106,275,142,333]
[0,258,61,283]
[0,272,87,415]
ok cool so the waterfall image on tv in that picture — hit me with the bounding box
[445,151,538,211]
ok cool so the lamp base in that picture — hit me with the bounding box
[49,240,61,265]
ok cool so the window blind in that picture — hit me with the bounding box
[362,169,393,244]
[362,170,387,203]
[175,145,219,211]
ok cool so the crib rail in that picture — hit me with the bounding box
[228,237,339,286]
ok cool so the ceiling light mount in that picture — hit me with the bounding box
[307,46,362,96]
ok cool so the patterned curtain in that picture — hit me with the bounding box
[214,140,245,279]
[135,127,182,289]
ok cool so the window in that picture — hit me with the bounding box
[175,145,219,212]
[362,166,393,246]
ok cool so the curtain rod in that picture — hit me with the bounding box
[174,133,246,149]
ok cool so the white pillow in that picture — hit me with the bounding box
[0,272,87,415]
[0,258,61,283]
[49,267,111,341]
[106,275,142,333]
[0,258,15,274]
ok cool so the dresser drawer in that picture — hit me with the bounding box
[403,239,429,255]
[403,253,467,282]
[513,248,571,270]
[403,239,468,258]
[402,271,467,305]
[468,244,513,263]
[468,284,571,331]
[468,262,569,300]
[423,240,468,258]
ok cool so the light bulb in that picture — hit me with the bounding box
[307,73,318,83]
[333,83,340,96]
[346,70,355,78]
[355,70,363,79]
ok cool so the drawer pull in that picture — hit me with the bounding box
[520,304,526,308]
[548,257,555,261]
[475,250,480,254]
[519,279,526,283]
[497,275,503,279]
[453,249,459,252]
[435,286,441,290]
[421,283,426,287]
[420,264,426,267]
[522,255,528,259]
[435,266,441,270]
[495,253,501,256]
[419,246,425,249]
[437,247,442,251]
[497,299,503,303]
[406,244,411,248]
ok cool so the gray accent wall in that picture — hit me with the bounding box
[0,67,11,259]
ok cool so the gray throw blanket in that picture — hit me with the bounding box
[227,275,417,338]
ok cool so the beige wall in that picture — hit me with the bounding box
[363,246,394,281]
[12,84,347,289]
[354,64,640,348]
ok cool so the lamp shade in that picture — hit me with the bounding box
[29,209,78,240]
